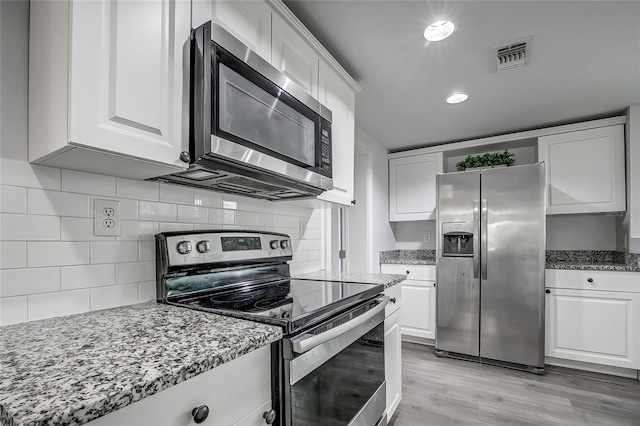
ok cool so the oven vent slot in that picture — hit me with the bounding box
[494,36,533,72]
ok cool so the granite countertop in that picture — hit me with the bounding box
[545,261,639,272]
[293,271,406,289]
[379,249,436,265]
[0,302,282,426]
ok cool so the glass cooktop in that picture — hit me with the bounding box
[170,279,383,335]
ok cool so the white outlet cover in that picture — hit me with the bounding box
[94,199,121,236]
[424,233,431,243]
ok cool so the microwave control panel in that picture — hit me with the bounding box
[320,118,332,174]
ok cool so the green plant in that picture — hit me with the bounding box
[455,150,515,171]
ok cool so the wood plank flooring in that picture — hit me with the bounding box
[390,343,640,426]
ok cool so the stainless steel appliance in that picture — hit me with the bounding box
[435,163,546,374]
[155,21,333,201]
[156,230,388,426]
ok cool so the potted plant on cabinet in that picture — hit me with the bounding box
[455,150,515,171]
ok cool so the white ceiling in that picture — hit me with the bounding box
[283,0,640,152]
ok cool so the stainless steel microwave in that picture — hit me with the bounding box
[156,21,333,201]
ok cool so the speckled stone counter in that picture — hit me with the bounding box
[0,302,282,426]
[379,249,435,265]
[546,250,640,272]
[293,271,406,289]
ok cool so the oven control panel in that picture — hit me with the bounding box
[160,231,293,267]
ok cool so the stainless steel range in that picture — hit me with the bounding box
[156,230,388,426]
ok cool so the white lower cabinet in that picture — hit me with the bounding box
[383,285,402,421]
[381,264,436,341]
[85,346,272,426]
[545,270,640,370]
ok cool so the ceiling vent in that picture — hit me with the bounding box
[494,36,533,72]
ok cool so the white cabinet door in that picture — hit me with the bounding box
[546,288,640,369]
[211,0,272,61]
[69,0,189,168]
[85,346,272,426]
[384,309,402,421]
[317,60,356,206]
[400,280,436,340]
[272,13,319,98]
[538,125,626,214]
[389,152,444,221]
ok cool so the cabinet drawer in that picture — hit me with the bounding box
[384,285,402,317]
[86,346,271,426]
[546,269,640,293]
[381,264,435,281]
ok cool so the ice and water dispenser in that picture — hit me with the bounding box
[442,223,474,257]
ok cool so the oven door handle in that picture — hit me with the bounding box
[291,296,389,354]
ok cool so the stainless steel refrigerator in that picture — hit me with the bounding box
[435,163,546,373]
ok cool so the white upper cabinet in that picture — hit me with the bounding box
[538,125,626,214]
[193,0,272,62]
[271,13,319,98]
[29,0,190,179]
[389,152,444,221]
[317,60,356,206]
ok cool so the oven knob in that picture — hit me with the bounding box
[270,240,279,250]
[176,241,192,255]
[196,240,211,253]
[280,240,289,249]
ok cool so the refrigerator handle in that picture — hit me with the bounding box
[473,199,480,279]
[481,198,488,280]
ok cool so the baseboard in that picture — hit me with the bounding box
[545,356,639,379]
[401,335,434,346]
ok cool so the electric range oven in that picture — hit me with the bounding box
[156,230,388,426]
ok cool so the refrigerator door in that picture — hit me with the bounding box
[436,172,481,356]
[479,163,546,368]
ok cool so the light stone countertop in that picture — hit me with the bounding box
[293,271,406,289]
[0,302,282,426]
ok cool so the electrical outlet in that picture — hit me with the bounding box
[424,233,431,243]
[299,219,306,239]
[94,199,121,236]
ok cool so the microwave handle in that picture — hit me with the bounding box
[291,296,389,354]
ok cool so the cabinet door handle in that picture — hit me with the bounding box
[192,405,209,424]
[545,289,551,294]
[180,151,191,163]
[406,270,410,275]
[390,297,397,304]
[263,409,276,424]
[587,278,593,283]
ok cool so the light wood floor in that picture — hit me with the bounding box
[390,343,640,426]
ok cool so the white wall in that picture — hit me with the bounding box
[547,215,617,251]
[0,1,325,325]
[393,221,436,250]
[353,127,395,271]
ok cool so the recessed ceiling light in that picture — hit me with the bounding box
[446,92,469,104]
[424,20,455,42]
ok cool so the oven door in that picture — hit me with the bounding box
[281,296,388,426]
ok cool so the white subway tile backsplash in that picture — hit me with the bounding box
[243,198,266,213]
[28,289,90,320]
[139,201,177,222]
[1,242,27,269]
[116,220,158,241]
[61,264,116,290]
[28,189,90,217]
[1,213,60,241]
[177,205,208,224]
[115,261,154,284]
[139,280,156,302]
[119,199,139,220]
[0,185,27,213]
[0,296,28,325]
[138,241,155,262]
[116,178,159,201]
[158,222,193,232]
[160,183,194,204]
[62,170,116,196]
[90,284,138,310]
[28,242,90,267]
[0,159,60,190]
[90,242,138,264]
[0,267,60,297]
[194,190,222,208]
[255,213,274,227]
[222,194,245,210]
[209,208,235,225]
[194,224,221,231]
[234,211,256,226]
[61,217,115,241]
